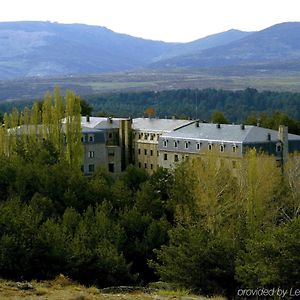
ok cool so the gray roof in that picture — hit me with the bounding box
[161,123,300,143]
[132,118,194,133]
[81,116,129,129]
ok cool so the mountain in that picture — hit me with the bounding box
[154,29,252,61]
[0,21,250,79]
[0,21,175,79]
[151,22,300,70]
[1,21,299,80]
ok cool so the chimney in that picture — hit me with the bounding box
[278,125,288,164]
[86,115,90,123]
[196,121,200,127]
[240,124,245,130]
[216,123,221,129]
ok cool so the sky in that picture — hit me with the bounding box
[1,0,299,42]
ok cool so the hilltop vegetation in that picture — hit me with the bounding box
[2,87,300,135]
[0,90,300,297]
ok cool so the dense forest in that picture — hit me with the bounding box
[2,88,300,122]
[0,90,299,297]
[83,88,300,122]
[2,88,300,134]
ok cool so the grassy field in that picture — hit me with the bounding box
[0,276,226,300]
[1,69,300,103]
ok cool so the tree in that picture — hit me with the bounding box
[152,224,237,296]
[80,99,93,116]
[211,111,229,124]
[236,217,300,289]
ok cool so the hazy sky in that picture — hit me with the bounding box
[1,0,299,42]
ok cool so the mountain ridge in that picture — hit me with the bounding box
[0,21,299,79]
[151,22,300,70]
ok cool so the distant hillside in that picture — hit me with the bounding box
[155,29,252,60]
[0,21,175,79]
[0,21,251,79]
[1,21,300,80]
[151,22,300,71]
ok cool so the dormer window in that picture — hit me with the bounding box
[163,140,168,147]
[232,145,237,153]
[196,142,201,150]
[89,135,94,142]
[185,141,189,149]
[276,143,282,152]
[174,141,178,148]
[208,143,213,151]
[220,144,225,152]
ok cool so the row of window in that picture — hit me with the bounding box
[163,140,238,153]
[87,163,115,173]
[136,132,159,141]
[81,135,95,143]
[138,162,158,170]
[162,154,238,169]
[163,153,188,161]
[87,150,115,158]
[138,149,158,156]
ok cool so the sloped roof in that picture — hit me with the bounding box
[80,116,129,129]
[161,123,300,143]
[132,118,194,133]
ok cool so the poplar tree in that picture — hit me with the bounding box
[64,90,82,168]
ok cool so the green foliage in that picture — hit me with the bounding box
[1,89,300,294]
[83,88,300,129]
[80,99,93,116]
[211,111,229,124]
[236,217,300,288]
[152,225,236,296]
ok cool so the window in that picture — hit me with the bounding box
[208,144,213,151]
[174,154,179,162]
[220,144,225,152]
[157,151,159,156]
[81,135,86,143]
[276,143,282,152]
[232,145,237,153]
[150,150,153,156]
[108,163,114,173]
[88,164,95,173]
[174,141,178,148]
[144,149,147,155]
[232,161,237,169]
[89,135,94,142]
[150,164,153,169]
[88,151,95,158]
[138,162,141,168]
[185,141,189,149]
[144,163,147,169]
[164,153,168,161]
[138,148,141,155]
[108,132,113,139]
[150,134,154,141]
[108,149,114,157]
[163,140,168,147]
[196,143,201,150]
